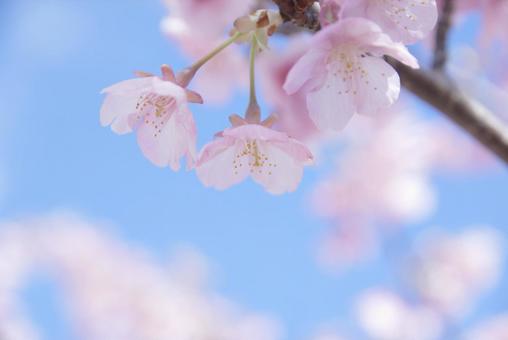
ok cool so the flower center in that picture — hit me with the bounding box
[232,140,277,176]
[326,48,370,95]
[133,92,176,137]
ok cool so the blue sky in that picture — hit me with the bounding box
[1,1,507,339]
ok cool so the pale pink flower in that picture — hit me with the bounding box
[356,289,443,340]
[259,37,320,141]
[0,214,282,340]
[100,66,200,170]
[312,112,438,227]
[311,106,494,270]
[163,0,254,38]
[284,18,419,131]
[409,227,503,317]
[196,122,313,194]
[342,0,438,44]
[316,220,380,273]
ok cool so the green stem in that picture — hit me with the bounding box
[190,32,243,71]
[245,36,261,123]
[249,37,258,106]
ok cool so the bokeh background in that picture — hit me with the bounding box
[0,1,507,339]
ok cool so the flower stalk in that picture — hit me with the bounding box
[178,32,244,87]
[245,36,261,123]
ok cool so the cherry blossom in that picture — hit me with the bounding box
[409,227,503,317]
[284,18,419,131]
[196,119,313,194]
[0,214,282,340]
[100,65,200,170]
[259,37,320,141]
[342,0,438,44]
[311,107,494,269]
[355,289,444,340]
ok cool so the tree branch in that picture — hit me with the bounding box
[433,0,454,70]
[271,0,321,30]
[271,0,508,165]
[387,58,508,164]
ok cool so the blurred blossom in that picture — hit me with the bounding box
[478,0,508,49]
[356,289,443,340]
[316,220,380,272]
[163,0,254,38]
[0,227,39,340]
[0,213,281,340]
[409,227,504,317]
[463,314,508,340]
[447,46,508,125]
[311,107,492,270]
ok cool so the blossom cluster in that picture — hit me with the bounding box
[0,214,280,340]
[99,0,439,194]
[1,215,504,340]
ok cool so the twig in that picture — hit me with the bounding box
[433,0,454,70]
[271,0,508,165]
[387,57,508,164]
[271,0,321,31]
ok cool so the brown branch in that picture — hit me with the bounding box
[387,57,508,164]
[271,0,508,165]
[433,0,454,70]
[272,0,321,31]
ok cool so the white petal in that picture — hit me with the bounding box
[251,141,305,195]
[355,56,400,115]
[306,71,356,131]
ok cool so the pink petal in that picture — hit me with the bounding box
[101,77,153,95]
[196,138,250,190]
[366,0,438,44]
[355,56,400,115]
[306,73,356,131]
[251,141,306,194]
[284,49,328,95]
[136,108,196,170]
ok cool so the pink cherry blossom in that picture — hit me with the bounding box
[316,220,380,273]
[311,106,494,269]
[342,0,438,44]
[409,227,503,317]
[356,289,444,340]
[259,37,320,141]
[100,66,200,170]
[0,214,282,340]
[196,123,313,194]
[284,18,419,131]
